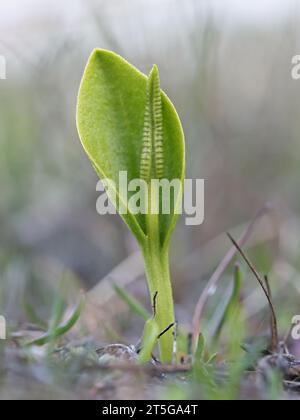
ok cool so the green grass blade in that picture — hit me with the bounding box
[213,264,242,345]
[113,284,150,321]
[26,295,85,347]
[23,302,48,331]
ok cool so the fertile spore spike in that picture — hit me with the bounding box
[140,65,164,182]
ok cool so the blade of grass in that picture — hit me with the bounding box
[192,333,217,397]
[23,302,47,331]
[213,264,242,346]
[227,232,278,352]
[113,284,150,321]
[26,294,85,346]
[193,333,206,365]
[264,274,278,354]
[49,291,65,331]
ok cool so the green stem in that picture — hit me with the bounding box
[142,211,175,363]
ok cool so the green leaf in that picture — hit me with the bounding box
[138,318,160,364]
[77,49,185,247]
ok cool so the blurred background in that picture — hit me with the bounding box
[1,0,300,353]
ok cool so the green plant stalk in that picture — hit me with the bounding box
[142,204,175,363]
[142,249,174,363]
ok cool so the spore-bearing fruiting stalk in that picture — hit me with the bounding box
[140,65,164,182]
[139,66,175,362]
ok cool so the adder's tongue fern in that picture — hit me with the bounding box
[77,50,185,363]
